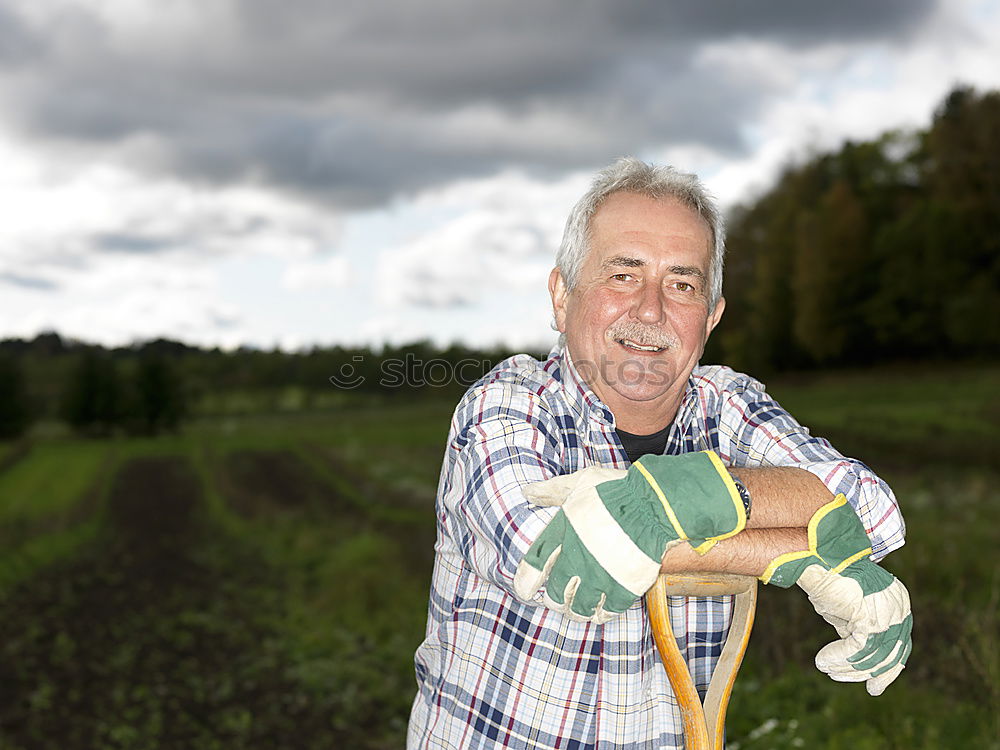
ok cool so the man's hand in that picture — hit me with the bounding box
[513,452,747,623]
[761,495,912,695]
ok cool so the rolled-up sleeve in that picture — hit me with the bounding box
[440,376,566,596]
[717,375,905,560]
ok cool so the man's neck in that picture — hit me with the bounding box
[612,409,677,435]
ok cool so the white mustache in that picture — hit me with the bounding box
[606,322,678,349]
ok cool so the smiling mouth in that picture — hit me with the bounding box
[617,338,667,353]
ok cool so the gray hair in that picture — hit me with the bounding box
[556,156,726,309]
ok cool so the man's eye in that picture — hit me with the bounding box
[673,281,694,292]
[611,273,633,282]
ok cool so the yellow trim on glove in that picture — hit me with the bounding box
[690,452,749,556]
[633,461,688,541]
[759,550,812,584]
[807,493,848,550]
[758,493,872,583]
[703,450,748,537]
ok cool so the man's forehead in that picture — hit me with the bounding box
[585,195,710,254]
[589,193,711,245]
[592,191,708,224]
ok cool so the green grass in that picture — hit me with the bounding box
[766,364,1000,455]
[0,440,111,521]
[0,440,116,595]
[729,660,992,749]
[192,414,439,745]
[0,440,22,466]
[186,398,453,505]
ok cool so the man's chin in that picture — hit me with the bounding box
[605,383,675,405]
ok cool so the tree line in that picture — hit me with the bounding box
[704,85,1000,372]
[0,342,187,439]
[0,335,527,439]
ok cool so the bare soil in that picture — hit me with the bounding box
[219,449,354,518]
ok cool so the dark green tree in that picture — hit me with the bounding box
[720,160,830,372]
[0,353,31,439]
[923,87,1000,354]
[792,179,869,364]
[866,200,954,358]
[61,349,123,435]
[131,353,187,434]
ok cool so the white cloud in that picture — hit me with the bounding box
[281,254,351,290]
[376,170,586,309]
[0,133,347,346]
[376,214,549,308]
[0,143,342,274]
[12,267,243,349]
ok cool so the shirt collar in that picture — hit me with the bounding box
[671,375,700,438]
[547,343,615,427]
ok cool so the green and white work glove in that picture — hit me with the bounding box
[513,451,747,624]
[760,495,912,696]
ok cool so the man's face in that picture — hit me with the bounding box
[549,192,725,431]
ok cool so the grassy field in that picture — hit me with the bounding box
[0,365,997,748]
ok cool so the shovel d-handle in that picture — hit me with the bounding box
[645,573,758,750]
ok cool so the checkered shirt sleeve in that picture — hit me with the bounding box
[700,366,905,560]
[437,371,564,598]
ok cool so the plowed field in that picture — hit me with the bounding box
[0,452,419,749]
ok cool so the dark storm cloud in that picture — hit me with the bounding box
[1,0,939,208]
[0,3,45,65]
[608,1,934,42]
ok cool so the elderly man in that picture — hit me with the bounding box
[408,158,910,749]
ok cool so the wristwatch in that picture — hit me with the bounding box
[732,475,752,520]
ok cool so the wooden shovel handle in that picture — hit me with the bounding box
[645,573,758,750]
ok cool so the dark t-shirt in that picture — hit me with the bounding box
[615,424,671,465]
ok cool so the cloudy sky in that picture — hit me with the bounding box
[2,0,999,351]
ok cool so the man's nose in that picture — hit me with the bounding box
[630,282,664,324]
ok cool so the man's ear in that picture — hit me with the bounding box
[705,296,725,338]
[548,267,569,333]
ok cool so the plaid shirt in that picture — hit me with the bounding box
[408,345,904,749]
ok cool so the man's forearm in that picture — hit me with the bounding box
[660,527,807,576]
[730,466,833,529]
[658,466,833,576]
